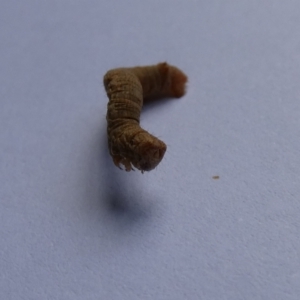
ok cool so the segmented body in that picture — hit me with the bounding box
[103,62,187,172]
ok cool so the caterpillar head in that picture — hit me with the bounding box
[129,131,167,172]
[111,131,167,172]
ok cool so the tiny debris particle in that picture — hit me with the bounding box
[212,175,220,180]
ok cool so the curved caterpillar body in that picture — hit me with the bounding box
[103,62,187,172]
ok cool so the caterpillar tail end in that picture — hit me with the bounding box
[169,66,188,98]
[158,62,188,98]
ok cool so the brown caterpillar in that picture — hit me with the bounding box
[103,62,187,172]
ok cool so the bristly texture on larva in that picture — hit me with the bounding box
[103,62,188,172]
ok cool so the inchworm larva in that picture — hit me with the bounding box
[103,62,187,172]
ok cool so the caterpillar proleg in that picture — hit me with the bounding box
[103,62,187,172]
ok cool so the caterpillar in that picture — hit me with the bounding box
[103,62,187,172]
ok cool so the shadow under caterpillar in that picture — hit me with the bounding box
[103,62,188,172]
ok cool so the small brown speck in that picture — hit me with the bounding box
[212,176,220,180]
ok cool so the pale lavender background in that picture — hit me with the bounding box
[1,1,300,299]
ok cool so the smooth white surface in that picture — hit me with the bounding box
[1,1,300,299]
